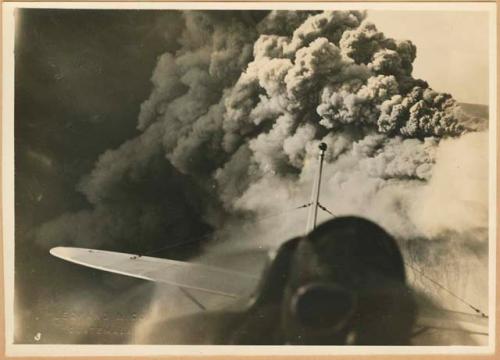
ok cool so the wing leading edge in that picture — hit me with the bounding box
[50,247,260,298]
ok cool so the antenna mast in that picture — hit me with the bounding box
[306,142,327,234]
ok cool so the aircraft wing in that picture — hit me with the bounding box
[417,309,488,335]
[51,246,488,344]
[412,309,488,345]
[50,247,260,298]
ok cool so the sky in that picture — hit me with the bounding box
[368,10,490,105]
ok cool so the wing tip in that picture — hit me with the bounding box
[49,246,65,258]
[50,246,83,259]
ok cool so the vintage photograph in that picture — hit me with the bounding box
[3,2,495,354]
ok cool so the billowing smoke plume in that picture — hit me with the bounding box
[36,10,488,343]
[130,10,476,214]
[36,11,269,252]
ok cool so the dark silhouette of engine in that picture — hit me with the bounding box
[149,216,417,345]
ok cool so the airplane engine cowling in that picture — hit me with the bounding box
[233,216,417,345]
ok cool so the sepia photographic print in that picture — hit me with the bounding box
[2,1,497,357]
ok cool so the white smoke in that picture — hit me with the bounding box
[411,131,488,237]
